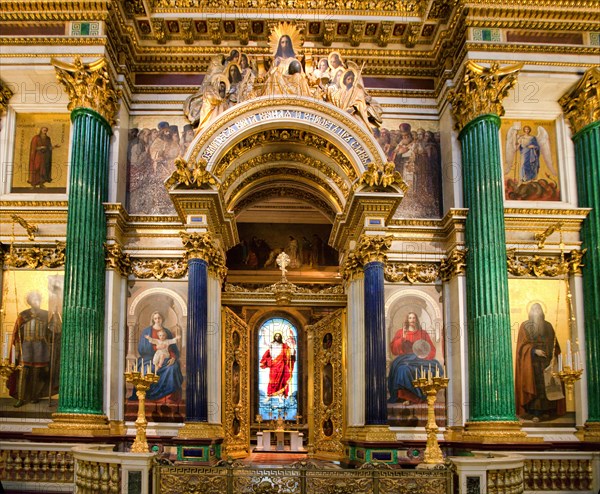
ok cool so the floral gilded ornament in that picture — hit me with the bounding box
[439,248,467,281]
[52,57,120,127]
[384,262,439,284]
[104,242,131,277]
[131,258,187,280]
[356,234,393,264]
[3,242,65,269]
[447,61,523,132]
[0,79,14,116]
[165,157,217,189]
[559,67,600,135]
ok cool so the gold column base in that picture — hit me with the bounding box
[109,420,127,436]
[580,422,600,442]
[461,421,541,443]
[177,422,224,440]
[344,425,397,443]
[32,413,111,436]
[443,426,465,441]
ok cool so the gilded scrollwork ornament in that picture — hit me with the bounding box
[52,57,120,127]
[559,67,600,135]
[384,262,439,284]
[357,162,407,192]
[0,79,14,116]
[10,214,38,241]
[3,241,65,269]
[448,61,523,132]
[439,248,467,281]
[506,248,586,277]
[340,251,363,282]
[131,258,187,280]
[104,242,131,277]
[165,157,217,189]
[356,234,393,264]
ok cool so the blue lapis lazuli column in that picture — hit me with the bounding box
[186,257,208,422]
[364,261,387,425]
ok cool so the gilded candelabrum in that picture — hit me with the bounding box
[553,366,583,402]
[0,358,20,385]
[125,367,160,453]
[412,369,449,466]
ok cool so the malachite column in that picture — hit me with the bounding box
[560,68,600,440]
[356,235,396,433]
[44,57,119,433]
[448,61,527,439]
[177,231,226,439]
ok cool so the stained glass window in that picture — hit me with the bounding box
[257,317,298,421]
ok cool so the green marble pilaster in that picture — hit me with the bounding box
[57,107,111,415]
[573,121,600,423]
[460,114,517,423]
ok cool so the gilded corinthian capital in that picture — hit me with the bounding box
[0,79,14,116]
[52,57,120,127]
[448,61,523,132]
[356,234,393,264]
[559,67,600,135]
[180,231,227,280]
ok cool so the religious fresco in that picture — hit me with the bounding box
[10,113,70,193]
[126,115,193,215]
[384,285,445,426]
[226,223,338,272]
[508,279,575,426]
[501,119,560,201]
[376,119,442,219]
[125,282,187,423]
[257,317,299,421]
[0,271,63,418]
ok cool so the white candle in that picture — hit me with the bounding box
[443,366,446,379]
[2,339,7,360]
[558,354,563,371]
[566,340,572,368]
[436,366,439,378]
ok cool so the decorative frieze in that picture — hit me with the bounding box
[131,258,187,280]
[384,262,438,284]
[506,248,586,277]
[3,242,66,269]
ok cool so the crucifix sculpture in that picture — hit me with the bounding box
[276,251,291,281]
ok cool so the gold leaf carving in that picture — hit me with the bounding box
[356,234,393,264]
[0,79,14,116]
[131,258,187,279]
[448,61,523,132]
[3,242,65,269]
[165,157,217,189]
[180,231,227,279]
[384,262,439,284]
[52,57,120,127]
[439,248,467,281]
[104,242,131,277]
[506,248,586,277]
[357,162,407,192]
[559,67,600,135]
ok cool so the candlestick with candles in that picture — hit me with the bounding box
[553,339,583,402]
[412,366,449,466]
[125,363,160,453]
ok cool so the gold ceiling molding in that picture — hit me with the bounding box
[0,38,106,46]
[215,129,357,183]
[131,258,187,279]
[226,167,344,212]
[0,80,14,115]
[2,241,66,269]
[104,242,131,277]
[559,67,600,135]
[234,187,336,220]
[384,262,439,284]
[448,60,522,132]
[506,248,586,277]
[150,0,423,14]
[465,42,600,56]
[220,152,350,199]
[52,56,121,127]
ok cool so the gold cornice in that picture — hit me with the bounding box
[1,38,107,46]
[52,56,120,127]
[559,67,600,135]
[447,60,523,132]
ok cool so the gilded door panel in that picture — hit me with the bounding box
[309,308,345,460]
[222,307,250,458]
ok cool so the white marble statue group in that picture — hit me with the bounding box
[184,23,383,133]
